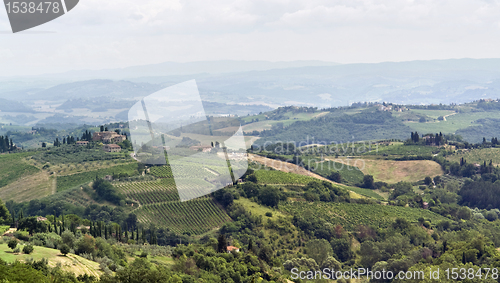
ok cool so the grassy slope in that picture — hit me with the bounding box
[56,163,139,192]
[0,243,101,278]
[409,109,456,119]
[0,152,39,188]
[0,152,47,201]
[332,157,444,184]
[234,197,287,224]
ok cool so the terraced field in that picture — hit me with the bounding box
[134,198,231,234]
[114,179,231,234]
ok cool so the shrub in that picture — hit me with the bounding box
[139,251,148,258]
[59,244,70,255]
[423,221,431,229]
[7,238,17,250]
[23,244,34,254]
[13,247,20,253]
[265,212,273,217]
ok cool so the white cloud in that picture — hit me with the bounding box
[1,0,500,76]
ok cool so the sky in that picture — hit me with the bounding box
[1,0,500,76]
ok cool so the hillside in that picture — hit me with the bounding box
[330,157,444,183]
[0,243,101,277]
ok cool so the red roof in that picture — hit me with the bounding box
[226,246,239,251]
[106,144,121,148]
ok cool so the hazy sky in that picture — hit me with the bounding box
[1,0,500,76]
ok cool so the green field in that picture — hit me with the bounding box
[56,163,139,192]
[409,109,456,119]
[300,156,365,185]
[280,202,449,231]
[364,143,439,156]
[340,186,385,201]
[446,147,500,165]
[254,170,319,185]
[405,111,500,134]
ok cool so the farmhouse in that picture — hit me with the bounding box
[93,131,126,144]
[226,246,240,253]
[103,144,122,152]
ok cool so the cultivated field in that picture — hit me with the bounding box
[446,147,500,165]
[134,198,231,235]
[249,154,378,199]
[0,171,54,202]
[280,202,449,231]
[332,157,443,183]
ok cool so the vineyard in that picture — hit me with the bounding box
[300,156,365,185]
[134,198,231,234]
[254,170,319,185]
[149,163,229,179]
[114,179,179,204]
[280,202,449,231]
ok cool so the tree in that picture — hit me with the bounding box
[100,126,104,132]
[258,245,273,263]
[247,239,254,253]
[217,234,227,253]
[41,142,46,148]
[23,244,34,254]
[328,171,343,183]
[18,217,47,235]
[424,176,432,186]
[7,238,17,250]
[258,187,280,207]
[75,235,95,255]
[59,244,70,256]
[363,175,375,189]
[125,213,137,230]
[306,239,333,266]
[61,230,75,248]
[0,200,11,224]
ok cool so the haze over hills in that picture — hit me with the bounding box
[0,58,499,127]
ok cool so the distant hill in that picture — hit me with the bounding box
[0,98,33,113]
